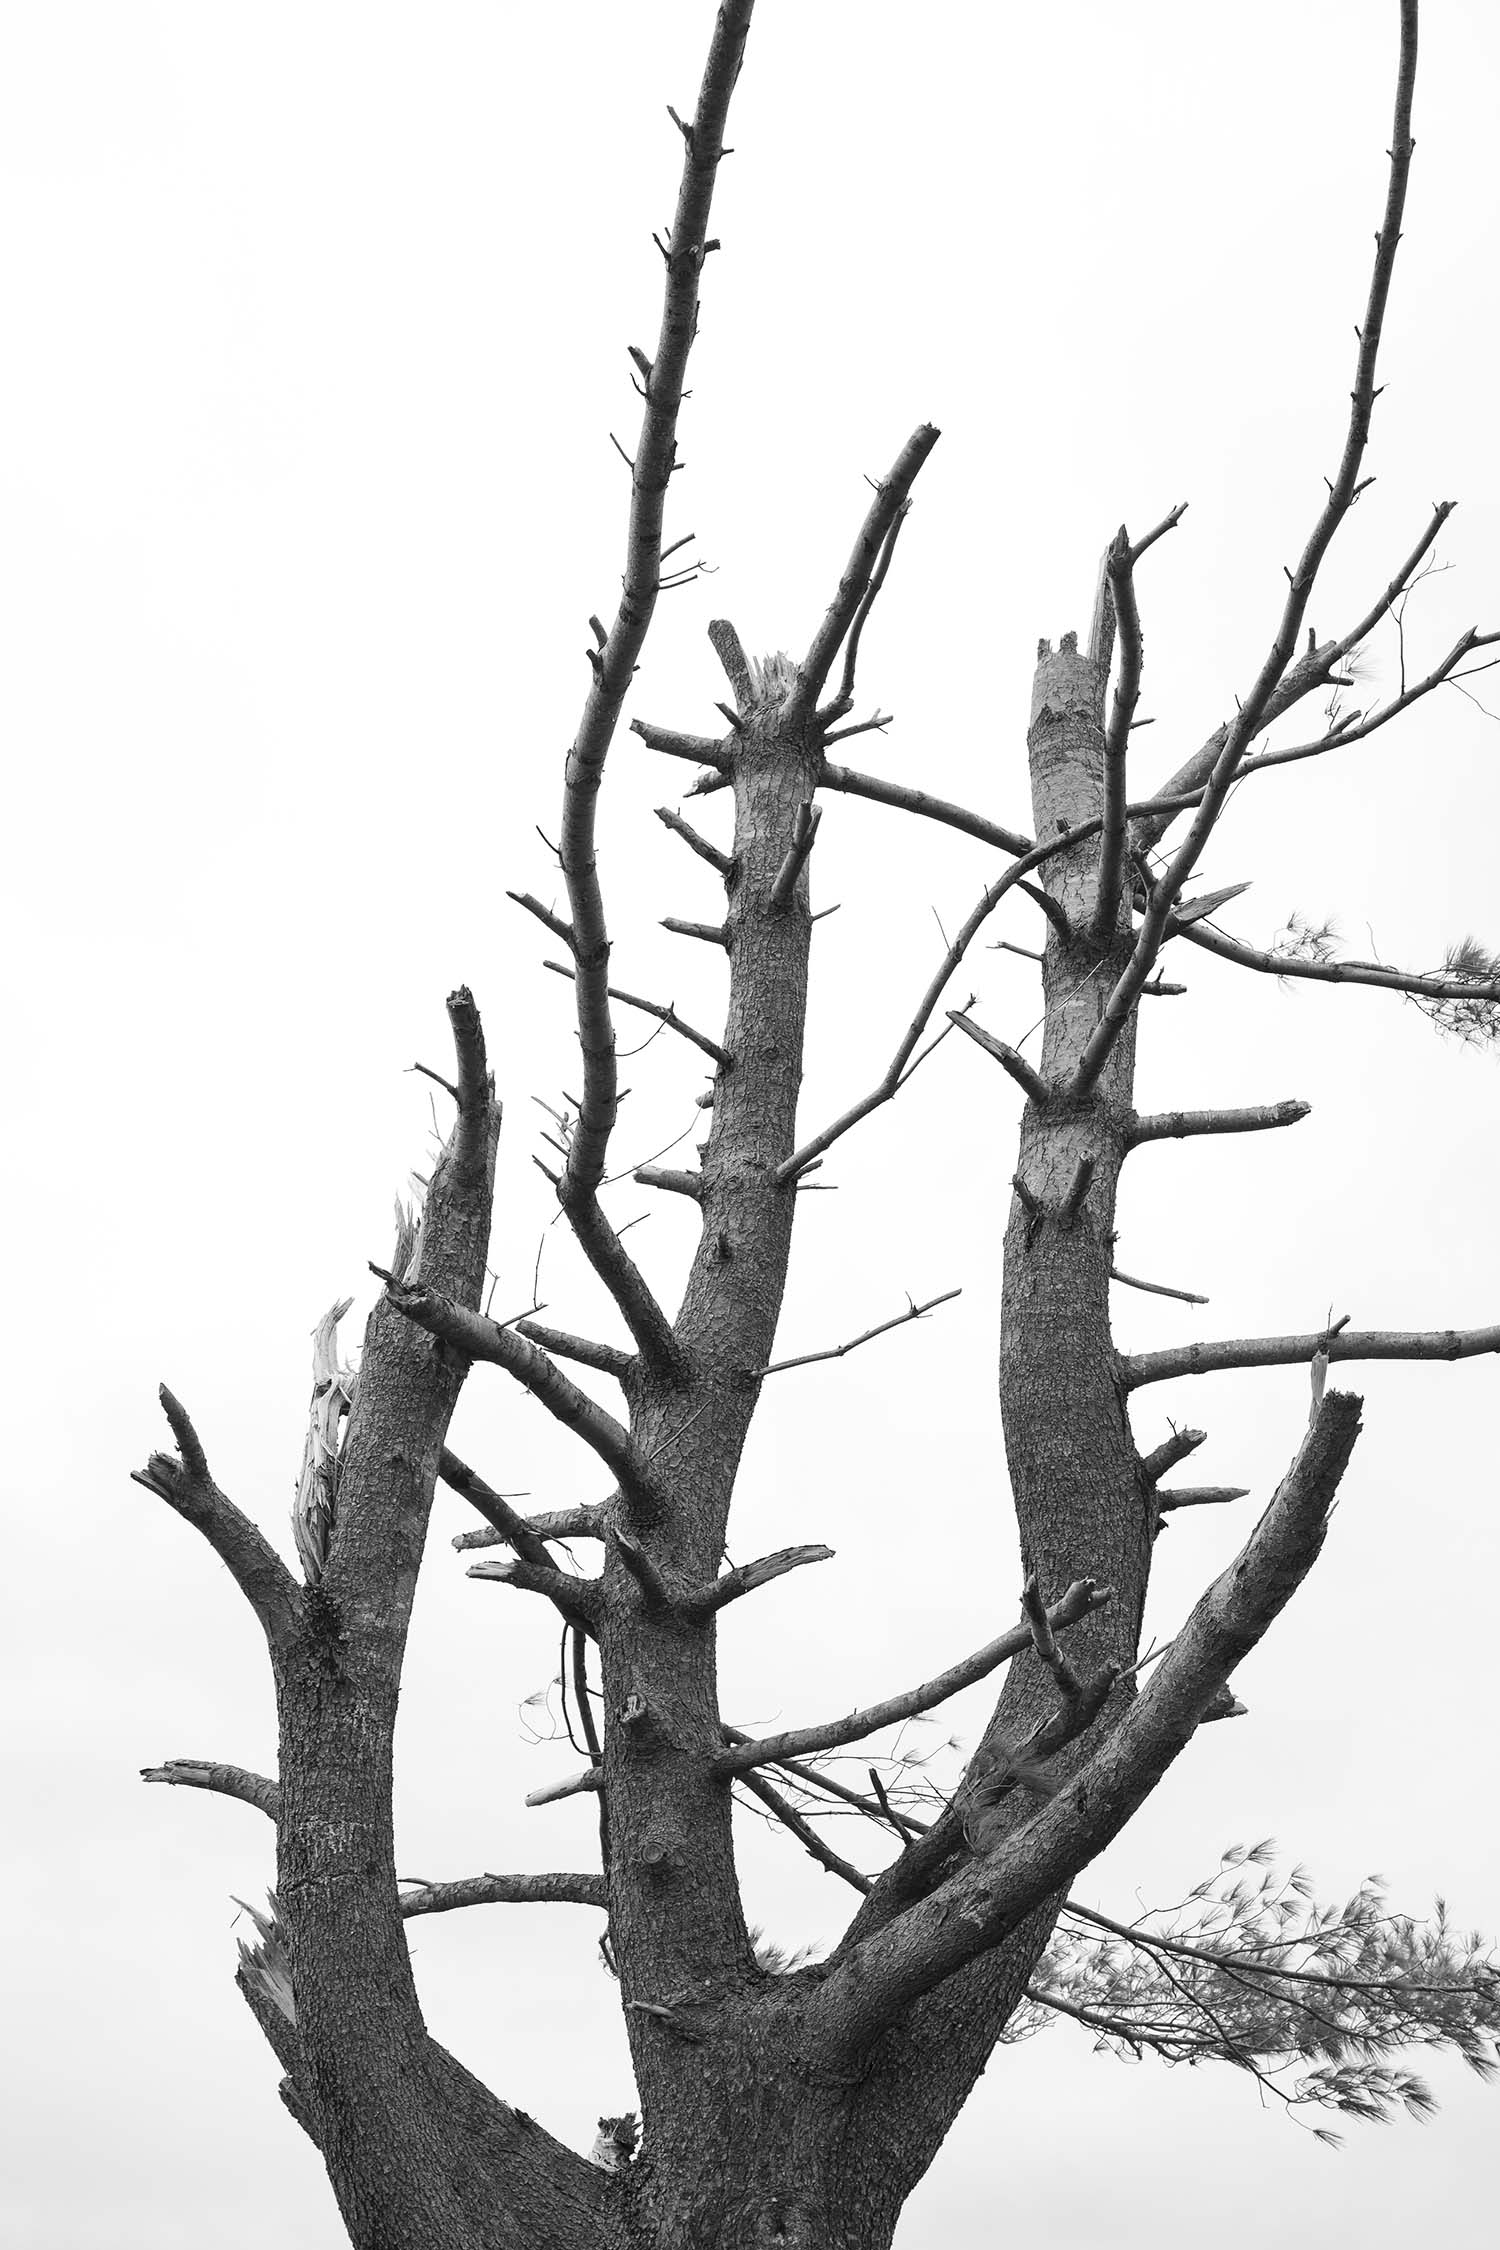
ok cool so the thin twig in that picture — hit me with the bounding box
[758,1288,960,1377]
[544,958,729,1068]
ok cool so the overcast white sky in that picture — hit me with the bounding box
[4,4,1498,2244]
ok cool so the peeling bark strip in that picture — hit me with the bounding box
[132,7,1500,2246]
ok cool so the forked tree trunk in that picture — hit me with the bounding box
[136,7,1467,2242]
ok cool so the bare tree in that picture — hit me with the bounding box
[134,5,1500,2245]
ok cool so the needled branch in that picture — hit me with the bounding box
[717,1578,1110,1775]
[131,1389,298,1656]
[1124,1321,1500,1389]
[1174,914,1500,1014]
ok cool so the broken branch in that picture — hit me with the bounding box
[1129,1100,1311,1144]
[131,1389,298,1656]
[947,1011,1051,1105]
[791,425,941,723]
[679,1544,835,1619]
[141,1759,281,1821]
[378,1277,644,1497]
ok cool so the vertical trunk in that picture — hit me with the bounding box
[604,667,834,2227]
[998,632,1150,1695]
[840,632,1155,2208]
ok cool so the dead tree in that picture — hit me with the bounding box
[135,5,1500,2244]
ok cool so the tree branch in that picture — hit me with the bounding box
[631,718,730,770]
[141,1758,281,1820]
[466,1554,601,1613]
[452,1502,603,1552]
[768,800,822,911]
[507,890,575,951]
[512,1316,633,1381]
[378,1275,645,1497]
[1128,1100,1311,1144]
[736,1769,872,1895]
[775,822,1103,1182]
[1124,1321,1500,1390]
[789,425,941,724]
[609,1523,674,1611]
[544,957,729,1069]
[834,507,910,712]
[557,1,751,1204]
[1144,500,1457,841]
[552,1184,683,1379]
[757,1288,960,1376]
[1092,526,1142,942]
[633,1164,703,1199]
[1139,1428,1207,1482]
[1069,6,1419,1097]
[815,763,1032,855]
[678,1544,835,1619]
[131,1389,299,1656]
[396,1871,607,1918]
[654,802,734,876]
[947,1011,1051,1105]
[1174,914,1500,1013]
[1156,1486,1250,1512]
[660,916,728,947]
[806,1393,1363,2061]
[716,1578,1110,1775]
[1109,1266,1208,1307]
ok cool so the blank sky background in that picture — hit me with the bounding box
[3,4,1497,2244]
